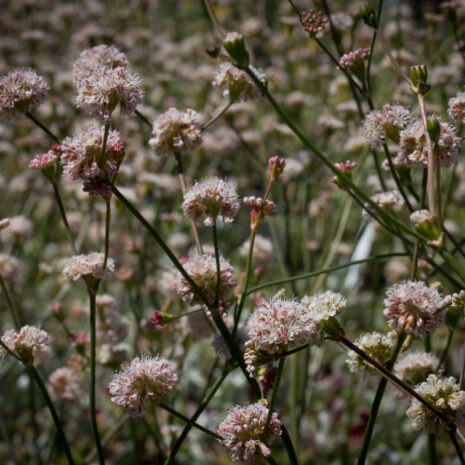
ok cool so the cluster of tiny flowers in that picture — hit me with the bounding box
[0,69,48,118]
[61,123,125,194]
[182,177,240,226]
[334,160,357,173]
[0,325,52,362]
[108,356,177,416]
[72,44,129,87]
[410,209,433,226]
[149,108,203,155]
[212,62,262,102]
[448,91,465,123]
[48,367,82,402]
[243,197,276,216]
[29,146,60,171]
[62,252,115,282]
[362,190,404,220]
[399,118,459,168]
[75,65,143,120]
[406,374,465,434]
[383,281,445,338]
[446,290,465,316]
[300,9,328,36]
[346,332,393,373]
[218,403,282,462]
[362,104,412,149]
[394,351,438,385]
[246,298,322,356]
[339,48,370,68]
[301,290,347,328]
[174,254,236,307]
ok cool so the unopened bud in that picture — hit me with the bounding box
[360,3,377,28]
[409,65,430,94]
[223,32,249,68]
[268,156,286,181]
[426,117,441,143]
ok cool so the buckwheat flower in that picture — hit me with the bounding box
[48,367,82,402]
[0,254,25,282]
[149,108,203,155]
[247,298,322,356]
[399,118,459,167]
[383,281,445,338]
[218,403,282,462]
[339,48,370,68]
[29,149,58,171]
[182,177,240,226]
[76,65,143,120]
[362,189,404,219]
[0,215,32,243]
[302,291,347,325]
[394,351,438,385]
[62,252,115,283]
[108,355,177,416]
[72,44,129,87]
[406,374,465,434]
[61,123,125,194]
[448,91,465,123]
[175,254,236,307]
[0,325,52,363]
[346,332,393,373]
[212,62,263,102]
[243,197,276,217]
[301,9,328,37]
[362,104,412,148]
[240,234,274,268]
[0,69,48,118]
[446,290,465,316]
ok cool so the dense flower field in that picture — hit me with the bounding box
[2,0,465,464]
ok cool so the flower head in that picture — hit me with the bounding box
[49,367,82,402]
[394,351,438,385]
[149,108,203,155]
[175,254,236,307]
[383,281,445,338]
[406,374,465,434]
[62,252,115,283]
[0,69,48,118]
[362,104,412,149]
[346,332,393,373]
[108,355,177,416]
[75,65,143,120]
[448,91,465,123]
[301,291,346,326]
[182,177,240,226]
[363,190,404,219]
[0,325,52,363]
[218,403,282,462]
[301,9,328,37]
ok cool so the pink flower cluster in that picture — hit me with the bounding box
[0,325,52,362]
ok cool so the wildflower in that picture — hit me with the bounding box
[29,145,62,182]
[268,156,286,181]
[61,123,125,196]
[448,91,465,123]
[362,189,404,219]
[399,118,459,168]
[149,108,203,155]
[75,65,143,120]
[362,104,412,149]
[243,196,277,231]
[62,252,115,284]
[339,48,370,81]
[446,290,465,316]
[223,32,249,67]
[246,298,322,356]
[182,177,240,226]
[334,160,357,173]
[410,209,442,245]
[346,332,393,373]
[212,62,263,102]
[240,235,274,268]
[0,325,52,363]
[0,215,32,243]
[218,403,282,462]
[383,281,445,338]
[406,374,465,434]
[0,69,48,118]
[48,367,82,402]
[72,44,129,87]
[108,355,177,416]
[174,254,236,307]
[300,9,328,37]
[257,364,279,397]
[0,254,25,282]
[394,351,438,385]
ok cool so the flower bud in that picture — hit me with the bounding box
[409,65,430,94]
[426,117,441,143]
[223,32,249,68]
[206,44,220,59]
[268,156,286,181]
[360,3,377,28]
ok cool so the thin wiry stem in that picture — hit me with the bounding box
[212,222,221,306]
[0,274,21,328]
[24,111,60,143]
[263,358,285,438]
[52,183,78,254]
[103,198,111,269]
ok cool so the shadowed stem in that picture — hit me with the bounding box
[52,183,77,254]
[24,111,60,143]
[355,333,404,465]
[88,289,105,465]
[26,364,75,465]
[0,274,21,328]
[450,431,465,465]
[158,402,222,440]
[202,102,233,130]
[135,109,151,127]
[263,358,285,438]
[163,370,229,465]
[212,222,221,305]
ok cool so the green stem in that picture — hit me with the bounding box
[89,290,105,465]
[158,402,222,440]
[212,222,221,306]
[356,333,404,465]
[26,364,75,465]
[163,370,229,465]
[450,431,465,465]
[263,358,285,438]
[52,183,78,254]
[103,198,111,269]
[135,109,151,127]
[436,328,454,372]
[428,434,438,465]
[98,120,110,170]
[0,274,21,328]
[24,111,60,143]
